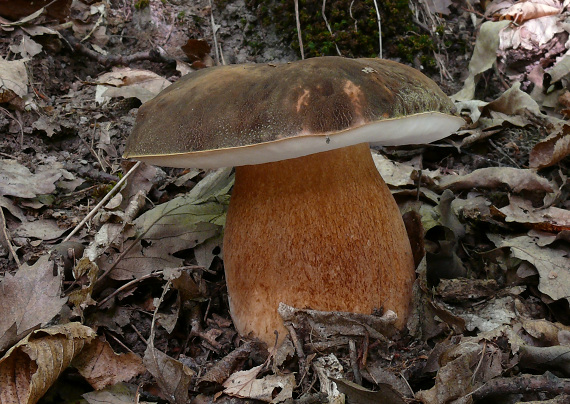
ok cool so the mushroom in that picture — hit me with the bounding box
[124,56,463,346]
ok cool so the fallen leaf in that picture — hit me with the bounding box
[0,58,28,99]
[497,195,570,231]
[488,233,570,304]
[223,365,295,403]
[14,219,68,240]
[498,1,560,24]
[82,383,155,404]
[0,322,96,404]
[333,378,406,404]
[0,255,67,352]
[438,167,552,193]
[96,68,171,104]
[73,337,145,390]
[0,160,63,198]
[143,345,194,404]
[529,122,570,168]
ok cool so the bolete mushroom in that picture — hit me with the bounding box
[124,56,463,346]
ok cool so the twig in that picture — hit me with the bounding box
[208,0,220,65]
[130,323,148,345]
[471,373,570,400]
[322,0,341,56]
[60,30,175,68]
[97,270,163,308]
[63,161,141,243]
[372,0,382,58]
[349,339,362,385]
[0,206,21,267]
[294,0,304,59]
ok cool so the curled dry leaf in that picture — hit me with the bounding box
[497,1,560,24]
[95,67,171,104]
[530,123,570,168]
[72,337,145,390]
[0,255,67,352]
[0,322,96,404]
[333,378,406,404]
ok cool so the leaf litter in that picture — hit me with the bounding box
[0,1,569,403]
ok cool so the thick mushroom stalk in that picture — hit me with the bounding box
[223,142,415,346]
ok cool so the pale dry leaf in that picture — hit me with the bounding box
[0,160,62,198]
[73,338,145,390]
[372,152,415,187]
[499,15,564,51]
[14,219,67,240]
[488,233,570,304]
[452,20,511,101]
[143,345,194,404]
[223,365,295,403]
[95,68,171,104]
[530,123,570,168]
[498,195,570,231]
[0,255,67,352]
[438,167,553,193]
[0,195,26,222]
[9,34,42,58]
[0,57,28,98]
[0,323,96,404]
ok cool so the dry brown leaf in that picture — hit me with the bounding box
[497,195,570,231]
[143,345,194,404]
[333,378,406,404]
[82,383,155,403]
[0,255,67,352]
[72,337,145,390]
[0,322,96,404]
[438,167,553,193]
[530,123,570,168]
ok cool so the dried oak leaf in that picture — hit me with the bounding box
[0,255,67,352]
[497,195,570,231]
[0,322,96,404]
[72,337,145,390]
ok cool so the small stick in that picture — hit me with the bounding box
[349,339,362,385]
[294,0,304,59]
[97,270,163,308]
[372,0,382,58]
[0,207,21,267]
[63,161,141,243]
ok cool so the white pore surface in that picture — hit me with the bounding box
[133,112,464,169]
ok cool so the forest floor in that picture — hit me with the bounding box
[0,0,569,403]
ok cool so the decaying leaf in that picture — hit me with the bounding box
[106,168,233,280]
[82,382,155,404]
[143,345,194,404]
[73,337,145,390]
[438,167,552,193]
[0,255,67,352]
[488,233,570,304]
[0,323,96,404]
[497,1,561,24]
[334,378,406,404]
[0,57,28,100]
[222,364,295,403]
[530,122,570,168]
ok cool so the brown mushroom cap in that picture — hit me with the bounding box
[124,56,463,168]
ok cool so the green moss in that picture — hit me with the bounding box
[247,0,443,71]
[134,0,149,10]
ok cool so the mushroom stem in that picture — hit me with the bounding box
[223,142,415,346]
